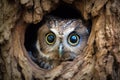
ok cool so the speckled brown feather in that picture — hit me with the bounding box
[34,16,89,69]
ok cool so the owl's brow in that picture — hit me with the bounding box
[62,20,74,28]
[63,19,79,28]
[51,19,73,28]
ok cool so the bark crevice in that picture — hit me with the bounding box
[0,0,120,80]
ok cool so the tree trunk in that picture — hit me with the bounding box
[0,0,120,80]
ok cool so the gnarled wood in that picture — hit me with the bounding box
[0,0,120,80]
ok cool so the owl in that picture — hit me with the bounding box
[29,16,89,70]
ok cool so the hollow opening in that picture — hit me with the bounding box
[24,3,92,70]
[47,3,83,19]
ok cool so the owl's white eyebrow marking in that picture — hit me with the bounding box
[63,27,74,35]
[63,20,73,28]
[50,28,60,36]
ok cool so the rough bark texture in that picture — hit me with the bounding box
[0,0,120,80]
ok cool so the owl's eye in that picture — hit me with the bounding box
[46,32,56,45]
[68,33,80,46]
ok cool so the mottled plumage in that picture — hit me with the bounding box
[30,16,89,69]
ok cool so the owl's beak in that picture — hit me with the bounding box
[58,43,64,58]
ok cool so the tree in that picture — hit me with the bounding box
[0,0,120,80]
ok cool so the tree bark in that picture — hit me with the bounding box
[0,0,120,80]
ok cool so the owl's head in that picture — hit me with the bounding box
[36,16,89,63]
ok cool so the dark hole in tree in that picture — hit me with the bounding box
[24,3,92,70]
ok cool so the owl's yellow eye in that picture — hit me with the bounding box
[46,32,56,45]
[68,33,80,46]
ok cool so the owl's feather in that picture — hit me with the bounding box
[29,16,89,69]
